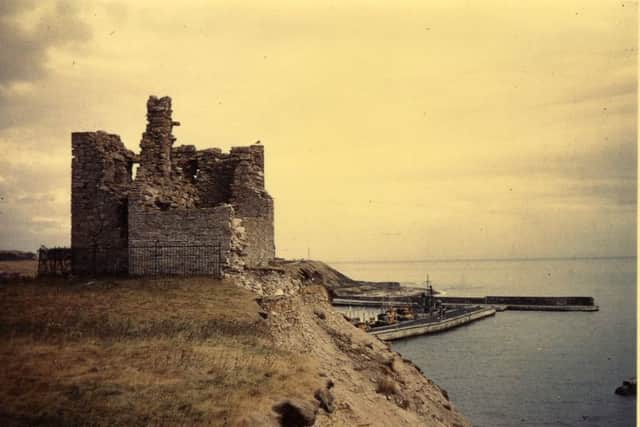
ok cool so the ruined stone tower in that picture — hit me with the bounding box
[71,96,275,274]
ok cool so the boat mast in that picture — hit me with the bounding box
[423,273,434,315]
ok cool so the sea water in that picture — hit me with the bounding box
[329,258,636,427]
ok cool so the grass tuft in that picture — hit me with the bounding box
[376,376,398,396]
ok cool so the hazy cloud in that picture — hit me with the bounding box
[0,153,69,250]
[0,0,636,259]
[0,0,91,87]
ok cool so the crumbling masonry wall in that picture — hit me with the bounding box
[70,96,275,274]
[228,146,275,267]
[127,204,246,274]
[71,131,137,273]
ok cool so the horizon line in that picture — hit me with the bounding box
[325,255,637,265]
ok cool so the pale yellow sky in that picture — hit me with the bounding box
[0,0,636,260]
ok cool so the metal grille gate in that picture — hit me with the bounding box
[38,243,223,278]
[128,243,223,277]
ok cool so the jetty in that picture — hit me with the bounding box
[368,306,496,341]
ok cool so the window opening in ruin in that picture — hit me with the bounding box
[131,163,139,180]
[194,167,200,180]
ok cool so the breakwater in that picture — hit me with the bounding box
[332,295,598,311]
[439,296,598,311]
[369,307,496,341]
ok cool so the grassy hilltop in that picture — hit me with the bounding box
[0,262,469,427]
[0,277,319,425]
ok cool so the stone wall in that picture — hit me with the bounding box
[229,145,275,266]
[137,96,176,180]
[71,131,136,247]
[194,149,234,207]
[239,215,274,266]
[70,95,276,275]
[132,96,198,210]
[127,203,247,274]
[71,131,137,274]
[169,142,275,267]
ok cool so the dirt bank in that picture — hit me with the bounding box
[261,284,469,426]
[237,260,470,426]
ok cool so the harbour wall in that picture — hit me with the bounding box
[369,307,497,341]
[440,296,595,306]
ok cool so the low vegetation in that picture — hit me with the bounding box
[0,276,319,426]
[0,260,37,278]
[375,376,399,396]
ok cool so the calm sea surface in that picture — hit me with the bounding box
[329,258,636,427]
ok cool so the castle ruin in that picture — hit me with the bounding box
[71,96,275,275]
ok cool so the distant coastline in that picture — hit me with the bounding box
[328,255,636,265]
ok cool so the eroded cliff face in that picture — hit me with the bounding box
[235,262,471,427]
